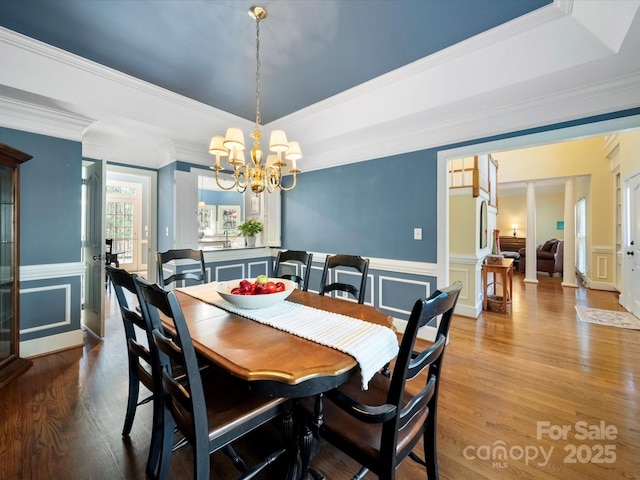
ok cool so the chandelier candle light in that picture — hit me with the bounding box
[209,6,301,195]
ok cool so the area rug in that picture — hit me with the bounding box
[574,306,640,330]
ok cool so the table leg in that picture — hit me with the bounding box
[483,269,488,310]
[502,270,507,313]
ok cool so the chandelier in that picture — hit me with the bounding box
[209,5,301,195]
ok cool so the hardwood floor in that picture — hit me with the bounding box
[1,273,638,479]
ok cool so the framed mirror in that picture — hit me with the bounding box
[480,200,488,249]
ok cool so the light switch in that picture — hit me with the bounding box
[414,228,422,240]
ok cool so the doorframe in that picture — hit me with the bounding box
[439,114,640,317]
[621,167,640,313]
[106,164,157,275]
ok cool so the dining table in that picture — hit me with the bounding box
[170,283,398,479]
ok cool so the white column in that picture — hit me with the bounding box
[562,177,578,287]
[524,181,538,284]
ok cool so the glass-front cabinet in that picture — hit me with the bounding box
[0,143,32,388]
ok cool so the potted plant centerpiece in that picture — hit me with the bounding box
[237,218,263,247]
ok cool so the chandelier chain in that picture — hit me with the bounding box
[255,16,261,127]
[209,6,300,195]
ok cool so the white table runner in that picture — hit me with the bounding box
[176,283,398,389]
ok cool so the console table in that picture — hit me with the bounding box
[482,258,514,314]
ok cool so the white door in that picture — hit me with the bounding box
[624,173,640,318]
[81,160,106,337]
[106,180,142,271]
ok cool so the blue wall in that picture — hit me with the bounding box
[282,150,438,262]
[0,126,83,341]
[0,127,82,264]
[282,107,640,265]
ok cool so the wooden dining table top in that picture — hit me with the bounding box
[172,288,395,398]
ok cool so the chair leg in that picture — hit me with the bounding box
[122,372,140,437]
[423,416,439,480]
[145,392,163,476]
[156,410,176,480]
[223,445,248,473]
[351,466,369,480]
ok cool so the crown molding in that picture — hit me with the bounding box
[0,26,235,121]
[300,70,640,173]
[0,95,93,141]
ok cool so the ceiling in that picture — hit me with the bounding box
[1,0,640,171]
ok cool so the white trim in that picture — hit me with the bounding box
[248,260,269,279]
[20,284,72,333]
[378,276,430,316]
[0,95,93,141]
[20,329,83,358]
[214,263,246,281]
[588,280,617,292]
[21,262,85,281]
[303,251,438,278]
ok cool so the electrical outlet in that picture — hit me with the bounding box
[414,228,422,240]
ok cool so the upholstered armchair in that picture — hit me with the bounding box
[518,239,564,276]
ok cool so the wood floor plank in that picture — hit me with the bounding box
[0,272,638,479]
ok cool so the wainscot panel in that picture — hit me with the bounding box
[19,262,84,356]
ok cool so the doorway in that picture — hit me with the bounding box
[440,114,640,318]
[106,165,157,277]
[106,180,142,271]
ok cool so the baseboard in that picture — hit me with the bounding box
[392,317,437,342]
[20,329,83,358]
[453,303,480,319]
[587,280,618,291]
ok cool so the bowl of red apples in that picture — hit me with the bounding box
[216,276,296,309]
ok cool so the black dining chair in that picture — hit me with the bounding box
[106,265,163,475]
[319,254,369,304]
[105,238,119,290]
[157,248,206,288]
[273,249,313,291]
[134,276,291,480]
[303,281,463,480]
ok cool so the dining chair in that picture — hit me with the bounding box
[157,248,206,288]
[273,249,313,291]
[303,281,463,480]
[134,276,291,480]
[105,265,163,475]
[319,254,369,304]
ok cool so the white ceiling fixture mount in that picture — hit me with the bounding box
[209,5,302,195]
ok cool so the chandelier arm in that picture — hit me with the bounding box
[213,167,239,191]
[278,171,297,192]
[235,164,250,193]
[264,166,280,193]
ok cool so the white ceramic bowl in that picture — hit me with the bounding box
[216,278,296,309]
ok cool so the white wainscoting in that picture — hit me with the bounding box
[20,262,85,357]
